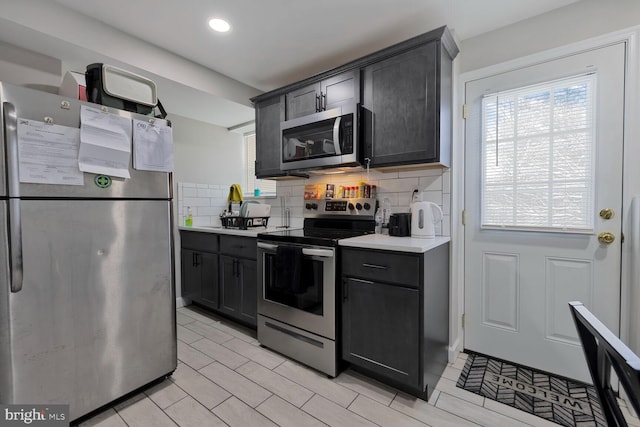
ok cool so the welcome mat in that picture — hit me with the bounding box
[456,352,606,427]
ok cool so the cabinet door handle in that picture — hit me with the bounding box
[362,263,388,270]
[342,279,349,301]
[315,94,320,112]
[321,92,326,111]
[350,278,375,285]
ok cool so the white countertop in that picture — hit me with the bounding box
[339,234,450,253]
[180,226,450,253]
[178,225,280,237]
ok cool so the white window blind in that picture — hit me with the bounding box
[245,133,277,195]
[481,73,596,232]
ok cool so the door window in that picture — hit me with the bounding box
[481,74,596,232]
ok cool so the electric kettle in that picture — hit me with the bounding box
[410,201,443,239]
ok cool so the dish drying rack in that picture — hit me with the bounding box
[220,216,269,230]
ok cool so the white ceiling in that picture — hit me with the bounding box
[3,0,582,128]
[51,0,581,92]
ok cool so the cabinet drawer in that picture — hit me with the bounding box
[180,231,219,252]
[341,248,420,287]
[219,235,257,259]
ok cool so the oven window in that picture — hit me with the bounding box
[263,252,324,315]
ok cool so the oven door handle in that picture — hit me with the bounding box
[257,242,278,251]
[302,248,334,258]
[257,242,334,258]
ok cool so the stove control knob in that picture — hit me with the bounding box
[355,203,363,210]
[305,203,312,210]
[348,203,355,211]
[363,202,371,210]
[311,203,318,210]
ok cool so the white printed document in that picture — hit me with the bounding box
[79,105,132,179]
[17,118,84,186]
[132,119,174,172]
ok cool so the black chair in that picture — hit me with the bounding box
[569,301,640,427]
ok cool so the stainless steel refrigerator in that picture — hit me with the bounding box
[0,82,177,421]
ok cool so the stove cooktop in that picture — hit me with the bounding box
[258,218,376,247]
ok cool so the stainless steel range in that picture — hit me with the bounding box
[257,197,376,376]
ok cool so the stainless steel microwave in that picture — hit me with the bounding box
[280,104,358,171]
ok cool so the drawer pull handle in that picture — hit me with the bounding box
[362,263,388,270]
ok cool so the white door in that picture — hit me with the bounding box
[464,43,625,383]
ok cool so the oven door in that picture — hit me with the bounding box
[280,104,357,171]
[257,241,335,339]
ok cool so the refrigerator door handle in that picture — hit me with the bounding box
[4,102,23,292]
[8,200,23,293]
[630,197,640,354]
[4,102,20,198]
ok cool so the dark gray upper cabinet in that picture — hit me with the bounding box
[255,95,285,179]
[286,82,320,120]
[251,26,458,174]
[362,42,441,167]
[285,70,358,120]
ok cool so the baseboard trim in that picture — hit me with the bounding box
[448,338,461,363]
[176,297,190,308]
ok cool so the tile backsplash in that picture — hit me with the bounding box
[177,167,450,236]
[274,168,451,236]
[177,183,231,227]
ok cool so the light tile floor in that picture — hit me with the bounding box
[78,305,640,427]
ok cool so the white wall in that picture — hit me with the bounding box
[170,114,244,186]
[460,0,640,73]
[169,113,246,303]
[0,41,62,92]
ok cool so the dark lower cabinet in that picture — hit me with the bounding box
[181,232,219,311]
[180,231,257,329]
[343,277,420,389]
[219,255,257,327]
[219,235,258,328]
[199,252,219,307]
[341,243,450,400]
[181,249,199,300]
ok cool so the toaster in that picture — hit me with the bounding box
[388,213,411,237]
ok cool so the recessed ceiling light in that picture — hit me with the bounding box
[208,18,231,33]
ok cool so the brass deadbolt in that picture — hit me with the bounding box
[599,208,614,220]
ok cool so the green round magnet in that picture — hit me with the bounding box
[94,175,112,189]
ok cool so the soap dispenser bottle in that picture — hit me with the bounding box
[185,206,193,227]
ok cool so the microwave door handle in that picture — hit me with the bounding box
[332,117,342,155]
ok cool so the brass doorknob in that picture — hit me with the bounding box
[598,232,615,244]
[599,208,615,220]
